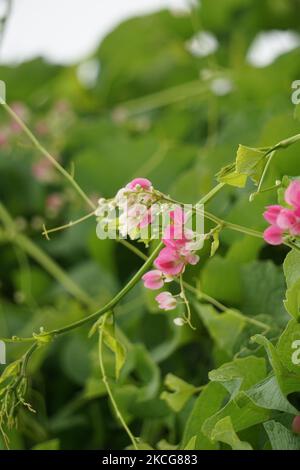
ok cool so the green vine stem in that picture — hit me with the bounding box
[0,202,94,306]
[98,315,138,450]
[2,102,96,211]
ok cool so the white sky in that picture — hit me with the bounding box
[0,0,298,67]
[0,0,190,64]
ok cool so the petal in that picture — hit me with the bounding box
[126,178,152,190]
[285,180,300,208]
[263,205,282,225]
[263,225,284,246]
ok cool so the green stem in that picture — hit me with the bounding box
[20,342,38,377]
[0,202,95,306]
[42,210,95,238]
[230,310,270,332]
[2,102,96,210]
[44,241,164,337]
[98,316,138,450]
[113,79,210,116]
[182,281,227,311]
[267,133,300,154]
[198,182,225,205]
[179,275,195,330]
[256,151,275,194]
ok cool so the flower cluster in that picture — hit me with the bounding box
[263,180,300,245]
[96,177,159,240]
[95,178,203,317]
[142,206,201,314]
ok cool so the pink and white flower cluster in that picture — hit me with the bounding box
[263,180,300,245]
[96,177,159,240]
[96,178,203,314]
[142,206,201,312]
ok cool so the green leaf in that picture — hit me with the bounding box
[264,421,300,450]
[182,382,228,450]
[0,360,21,385]
[210,416,252,450]
[200,256,243,305]
[32,439,60,450]
[276,319,300,374]
[241,261,287,322]
[216,145,266,188]
[210,228,220,257]
[216,163,248,188]
[99,312,126,380]
[157,439,178,450]
[160,373,196,412]
[236,145,266,185]
[184,436,197,450]
[252,334,300,395]
[283,249,300,288]
[247,375,297,414]
[196,304,246,355]
[202,392,270,440]
[284,278,300,320]
[209,356,267,396]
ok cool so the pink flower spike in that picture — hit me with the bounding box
[154,247,185,276]
[126,178,152,190]
[142,270,164,290]
[263,205,282,225]
[169,206,187,225]
[163,224,187,248]
[285,180,300,209]
[155,292,177,311]
[263,225,284,246]
[276,209,297,230]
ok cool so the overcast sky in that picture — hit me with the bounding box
[0,0,191,64]
[0,0,299,67]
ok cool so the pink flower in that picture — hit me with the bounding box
[138,209,154,229]
[285,180,300,209]
[35,120,49,136]
[163,224,188,249]
[292,416,300,434]
[263,205,282,225]
[154,247,185,276]
[0,129,9,147]
[169,206,187,225]
[184,253,200,265]
[142,270,164,290]
[276,209,297,230]
[263,225,284,245]
[290,222,300,236]
[46,193,63,214]
[32,158,54,182]
[155,292,177,311]
[10,102,29,133]
[126,178,152,191]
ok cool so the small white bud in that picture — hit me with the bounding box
[173,317,185,327]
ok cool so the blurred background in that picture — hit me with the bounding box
[0,0,300,450]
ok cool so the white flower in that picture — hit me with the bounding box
[173,317,185,326]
